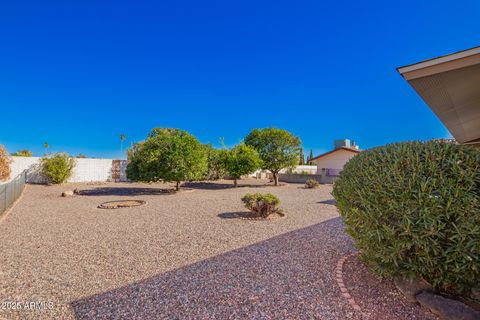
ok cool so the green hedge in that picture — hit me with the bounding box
[332,140,480,295]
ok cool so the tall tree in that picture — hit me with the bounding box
[224,143,262,187]
[245,128,301,186]
[120,133,126,158]
[126,128,207,190]
[299,148,305,165]
[308,149,314,164]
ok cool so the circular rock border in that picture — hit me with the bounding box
[98,200,146,209]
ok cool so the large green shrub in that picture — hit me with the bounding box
[0,144,12,181]
[40,153,76,184]
[203,144,228,180]
[333,140,480,295]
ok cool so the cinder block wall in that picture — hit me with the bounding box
[7,156,128,183]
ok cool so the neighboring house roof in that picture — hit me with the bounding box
[310,147,361,162]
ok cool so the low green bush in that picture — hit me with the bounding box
[241,193,284,218]
[305,179,319,188]
[11,149,33,157]
[40,153,76,184]
[332,140,480,296]
[0,144,12,181]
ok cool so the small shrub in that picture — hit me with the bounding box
[305,179,319,188]
[241,193,284,218]
[0,144,12,181]
[40,153,76,184]
[11,149,33,157]
[332,140,480,296]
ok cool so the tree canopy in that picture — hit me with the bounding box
[126,128,207,190]
[244,127,301,185]
[224,143,262,186]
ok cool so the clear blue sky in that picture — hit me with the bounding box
[1,1,479,159]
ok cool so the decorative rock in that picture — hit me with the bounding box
[62,190,74,197]
[416,291,480,320]
[394,276,434,303]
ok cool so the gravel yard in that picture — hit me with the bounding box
[0,179,431,319]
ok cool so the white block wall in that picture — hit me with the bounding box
[5,156,128,184]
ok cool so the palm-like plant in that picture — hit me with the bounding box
[120,134,126,158]
[43,142,50,155]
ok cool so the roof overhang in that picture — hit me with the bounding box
[397,46,480,145]
[310,147,361,162]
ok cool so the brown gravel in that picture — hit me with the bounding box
[342,254,439,320]
[0,179,434,319]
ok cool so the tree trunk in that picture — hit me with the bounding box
[175,181,180,191]
[234,178,238,187]
[273,172,279,186]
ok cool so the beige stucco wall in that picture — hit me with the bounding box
[312,149,358,171]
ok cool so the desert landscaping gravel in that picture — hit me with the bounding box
[0,179,433,319]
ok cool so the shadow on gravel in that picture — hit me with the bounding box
[71,217,359,320]
[183,181,273,190]
[318,199,337,205]
[217,211,256,219]
[78,187,174,196]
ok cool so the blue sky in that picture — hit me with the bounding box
[1,1,479,159]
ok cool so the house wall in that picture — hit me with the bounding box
[312,149,358,171]
[5,156,128,184]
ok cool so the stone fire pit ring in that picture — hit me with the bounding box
[98,200,146,209]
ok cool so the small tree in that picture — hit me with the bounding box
[40,153,76,184]
[245,128,301,186]
[224,143,262,186]
[0,144,12,181]
[127,128,207,190]
[11,150,33,157]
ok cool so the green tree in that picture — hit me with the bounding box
[245,128,301,186]
[76,154,87,158]
[224,143,262,186]
[299,148,305,165]
[126,128,207,190]
[11,150,33,157]
[120,133,126,158]
[203,144,228,180]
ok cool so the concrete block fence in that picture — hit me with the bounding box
[7,156,128,184]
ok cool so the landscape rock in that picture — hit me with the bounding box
[62,190,74,197]
[394,276,434,303]
[416,291,480,320]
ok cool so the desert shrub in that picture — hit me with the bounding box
[305,179,319,188]
[0,144,12,181]
[40,153,76,184]
[241,193,284,218]
[11,149,33,157]
[332,140,480,296]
